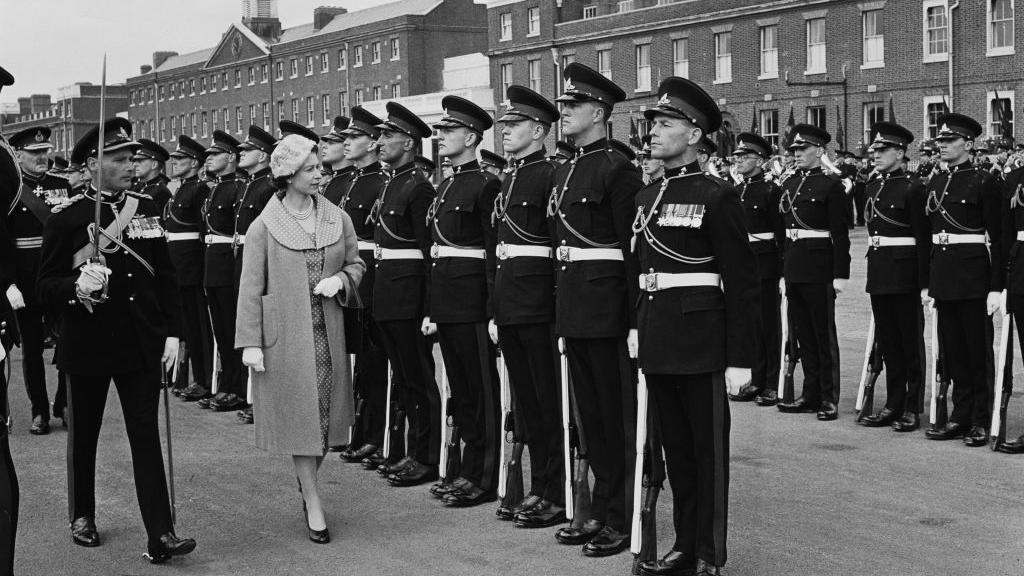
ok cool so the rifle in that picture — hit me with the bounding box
[382,361,406,465]
[776,283,789,397]
[778,311,799,404]
[928,306,951,430]
[991,306,1014,450]
[630,372,665,574]
[559,338,593,528]
[497,353,524,511]
[439,361,461,484]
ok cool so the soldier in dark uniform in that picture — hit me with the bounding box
[199,130,246,411]
[370,103,440,485]
[995,160,1024,453]
[320,116,353,201]
[859,122,931,432]
[923,114,1004,446]
[4,126,71,435]
[36,118,195,562]
[633,76,758,576]
[639,135,664,185]
[551,140,575,165]
[164,136,214,402]
[479,149,507,181]
[330,106,390,462]
[420,96,501,505]
[131,139,171,211]
[916,141,939,183]
[728,133,784,406]
[548,63,643,556]
[776,124,851,421]
[489,85,565,527]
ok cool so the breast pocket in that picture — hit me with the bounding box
[507,195,546,232]
[382,202,410,235]
[566,187,606,234]
[261,294,279,348]
[442,196,478,235]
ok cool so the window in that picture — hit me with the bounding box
[148,120,154,138]
[198,112,206,137]
[354,46,363,67]
[305,56,314,76]
[597,49,612,80]
[923,1,949,62]
[618,0,634,12]
[806,18,826,74]
[179,80,185,95]
[527,7,540,37]
[277,101,284,124]
[714,32,732,83]
[371,42,381,64]
[159,118,167,142]
[320,53,329,73]
[246,67,254,85]
[291,99,299,122]
[129,90,135,106]
[211,75,218,91]
[234,70,241,87]
[760,109,779,150]
[863,102,885,144]
[148,87,154,102]
[561,54,576,72]
[168,85,174,100]
[235,107,243,134]
[923,97,948,139]
[261,64,268,83]
[373,86,382,101]
[390,38,400,61]
[806,106,826,130]
[988,91,1015,138]
[528,59,542,92]
[338,92,347,116]
[179,114,186,136]
[190,113,196,136]
[322,94,331,124]
[355,89,364,106]
[262,102,270,130]
[189,79,196,95]
[249,104,256,130]
[760,25,778,78]
[635,44,651,92]
[988,0,1015,56]
[338,48,347,70]
[212,109,219,131]
[221,72,228,90]
[862,10,884,67]
[583,5,597,19]
[306,96,315,126]
[158,85,165,101]
[276,61,284,80]
[392,84,401,98]
[290,58,298,78]
[170,116,177,138]
[222,108,229,132]
[500,63,513,94]
[200,77,207,93]
[499,12,512,41]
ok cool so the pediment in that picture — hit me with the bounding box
[204,23,269,69]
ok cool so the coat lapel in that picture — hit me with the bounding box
[262,194,343,251]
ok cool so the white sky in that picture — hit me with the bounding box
[0,0,394,99]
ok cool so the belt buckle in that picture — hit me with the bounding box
[644,273,658,292]
[430,244,440,259]
[938,232,949,245]
[496,243,508,260]
[557,246,571,262]
[787,229,800,241]
[374,245,383,260]
[870,236,880,248]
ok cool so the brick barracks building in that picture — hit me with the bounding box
[482,0,1023,158]
[125,0,487,149]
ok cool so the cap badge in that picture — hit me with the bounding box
[117,127,129,139]
[793,133,805,143]
[657,94,671,106]
[940,124,950,133]
[564,79,576,92]
[34,131,45,142]
[873,133,884,142]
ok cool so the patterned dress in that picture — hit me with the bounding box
[304,238,333,452]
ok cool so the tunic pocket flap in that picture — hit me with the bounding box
[570,187,606,206]
[383,203,408,217]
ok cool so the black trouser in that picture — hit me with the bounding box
[751,277,782,392]
[564,337,635,532]
[205,285,243,397]
[787,282,840,404]
[498,323,563,504]
[648,372,730,567]
[53,371,68,417]
[180,286,213,390]
[354,317,389,447]
[66,370,173,546]
[0,363,18,575]
[377,319,440,466]
[16,305,48,419]
[853,183,867,225]
[437,322,500,491]
[936,298,993,428]
[870,293,926,414]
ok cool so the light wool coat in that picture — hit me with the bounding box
[236,195,365,455]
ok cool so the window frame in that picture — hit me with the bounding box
[861,9,885,69]
[305,55,314,76]
[635,43,652,92]
[527,7,540,37]
[805,17,827,75]
[306,96,315,127]
[987,0,1015,57]
[673,38,689,78]
[499,12,512,41]
[986,90,1015,139]
[597,48,612,80]
[759,25,779,79]
[922,0,949,63]
[390,38,400,61]
[714,31,732,84]
[863,102,886,145]
[322,94,331,125]
[760,109,779,150]
[338,48,347,70]
[320,52,329,73]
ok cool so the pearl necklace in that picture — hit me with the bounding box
[285,198,315,220]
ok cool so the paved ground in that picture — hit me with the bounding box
[7,227,1024,575]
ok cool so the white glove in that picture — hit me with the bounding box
[5,285,25,310]
[487,319,498,345]
[0,343,5,364]
[421,317,437,336]
[557,336,566,354]
[75,263,111,297]
[161,337,180,374]
[242,347,265,372]
[920,288,933,308]
[725,367,752,396]
[313,275,344,298]
[986,291,1002,316]
[833,278,847,295]
[1000,289,1008,316]
[778,278,786,297]
[627,328,638,359]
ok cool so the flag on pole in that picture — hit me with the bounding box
[782,105,796,147]
[750,105,759,135]
[835,105,846,151]
[888,95,896,123]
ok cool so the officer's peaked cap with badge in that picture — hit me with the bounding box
[499,85,559,125]
[132,138,170,163]
[321,116,350,143]
[734,132,772,158]
[479,149,507,170]
[169,135,206,160]
[869,121,915,151]
[934,113,983,141]
[10,126,53,151]
[609,139,636,162]
[238,125,277,154]
[0,65,13,88]
[376,101,431,140]
[341,106,383,140]
[434,95,493,134]
[206,129,241,155]
[787,123,831,151]
[644,76,722,135]
[279,119,320,143]
[74,117,139,160]
[557,62,626,107]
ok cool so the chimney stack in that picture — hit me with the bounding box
[313,7,347,31]
[140,65,153,74]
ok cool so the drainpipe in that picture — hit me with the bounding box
[948,0,958,111]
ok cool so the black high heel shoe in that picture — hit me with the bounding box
[297,477,330,544]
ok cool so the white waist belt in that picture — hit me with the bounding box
[357,240,376,252]
[497,244,552,260]
[785,229,831,240]
[375,247,424,260]
[1016,231,1024,242]
[166,232,201,242]
[748,232,774,242]
[868,235,916,247]
[556,246,623,262]
[931,233,986,245]
[639,272,721,292]
[14,236,42,249]
[205,235,233,245]
[431,244,486,259]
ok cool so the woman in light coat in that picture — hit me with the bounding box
[236,134,365,543]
